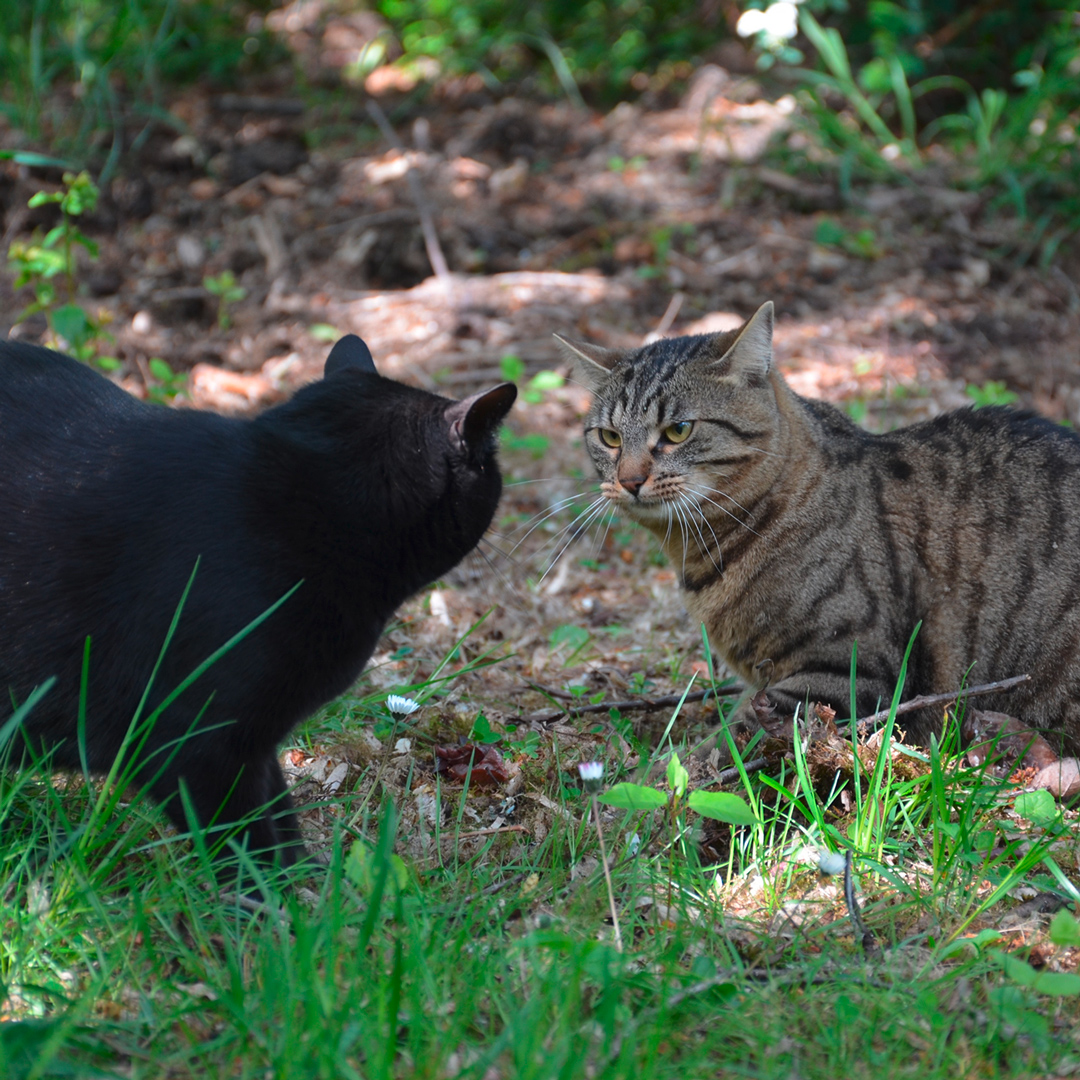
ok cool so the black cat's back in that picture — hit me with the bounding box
[1,335,515,866]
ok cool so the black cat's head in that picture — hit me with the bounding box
[304,335,517,589]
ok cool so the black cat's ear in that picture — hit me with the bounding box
[446,383,518,452]
[324,335,377,378]
[708,301,773,383]
[554,333,624,394]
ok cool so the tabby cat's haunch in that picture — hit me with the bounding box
[559,302,1080,761]
[0,335,515,865]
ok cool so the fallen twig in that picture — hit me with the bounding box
[664,966,893,1008]
[523,684,744,726]
[365,100,450,281]
[853,673,1030,732]
[842,849,879,958]
[714,756,770,785]
[643,291,684,343]
[448,825,529,840]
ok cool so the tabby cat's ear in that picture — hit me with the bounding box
[709,301,774,382]
[446,383,518,452]
[554,333,624,393]
[324,335,377,378]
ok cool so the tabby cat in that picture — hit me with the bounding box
[1,334,515,865]
[558,302,1080,760]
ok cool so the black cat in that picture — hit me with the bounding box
[0,334,515,866]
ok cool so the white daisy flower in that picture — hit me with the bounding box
[737,1,801,45]
[386,694,420,719]
[578,760,604,793]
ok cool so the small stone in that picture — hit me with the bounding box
[177,234,205,270]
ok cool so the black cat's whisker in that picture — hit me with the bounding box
[478,534,527,573]
[473,539,521,592]
[536,497,611,584]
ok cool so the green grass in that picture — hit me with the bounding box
[3,627,1079,1078]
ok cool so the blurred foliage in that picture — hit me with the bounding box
[796,0,1071,95]
[775,1,1080,263]
[0,1,1078,257]
[373,0,710,101]
[0,0,285,173]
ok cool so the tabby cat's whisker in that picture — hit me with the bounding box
[536,497,611,583]
[591,506,616,561]
[531,493,607,554]
[692,483,757,523]
[534,495,608,562]
[678,494,724,576]
[685,485,758,535]
[690,498,725,574]
[671,500,691,580]
[505,477,570,486]
[505,491,599,555]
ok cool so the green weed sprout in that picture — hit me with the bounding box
[203,270,246,330]
[579,760,623,952]
[6,170,116,364]
[144,357,188,404]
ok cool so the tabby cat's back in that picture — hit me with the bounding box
[560,303,1080,758]
[0,335,516,865]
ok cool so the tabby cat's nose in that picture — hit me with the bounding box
[620,476,646,496]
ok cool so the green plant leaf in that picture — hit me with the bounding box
[687,791,756,825]
[992,950,1080,996]
[549,624,590,650]
[308,323,339,342]
[1050,908,1080,947]
[666,753,688,798]
[0,150,77,169]
[1012,789,1057,825]
[599,783,667,810]
[528,370,564,391]
[148,358,174,381]
[500,354,526,382]
[51,303,91,348]
[346,842,412,896]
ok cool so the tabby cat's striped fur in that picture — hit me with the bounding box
[559,302,1080,756]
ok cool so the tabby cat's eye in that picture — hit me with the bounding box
[598,428,622,448]
[663,421,693,444]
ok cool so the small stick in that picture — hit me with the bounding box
[842,849,879,957]
[449,825,529,840]
[853,674,1030,732]
[365,100,450,281]
[523,685,744,725]
[643,291,684,344]
[714,756,770,785]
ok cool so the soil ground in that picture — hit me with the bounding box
[3,34,1080,874]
